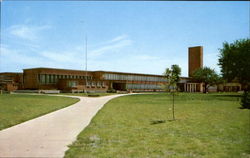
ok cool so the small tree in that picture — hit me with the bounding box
[163,65,181,120]
[192,67,220,93]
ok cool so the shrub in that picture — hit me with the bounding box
[241,91,250,109]
[107,88,116,93]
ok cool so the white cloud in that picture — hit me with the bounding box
[107,34,128,44]
[135,55,160,60]
[8,24,51,41]
[39,51,77,63]
[0,45,45,67]
[89,35,132,57]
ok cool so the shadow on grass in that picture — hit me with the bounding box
[210,94,241,98]
[238,106,250,109]
[150,120,166,125]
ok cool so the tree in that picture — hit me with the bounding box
[218,38,250,90]
[218,38,250,108]
[163,64,181,120]
[192,67,220,93]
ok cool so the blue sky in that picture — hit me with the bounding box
[1,1,249,76]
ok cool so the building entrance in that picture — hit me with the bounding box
[112,83,126,91]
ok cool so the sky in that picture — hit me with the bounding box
[0,1,249,77]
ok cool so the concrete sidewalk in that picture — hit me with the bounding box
[0,94,128,157]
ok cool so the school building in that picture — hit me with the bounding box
[0,46,242,93]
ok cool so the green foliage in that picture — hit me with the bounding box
[163,64,181,91]
[218,38,250,88]
[107,88,116,93]
[163,65,181,120]
[171,64,181,83]
[193,67,220,93]
[241,91,250,109]
[65,93,249,158]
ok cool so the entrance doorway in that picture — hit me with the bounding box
[112,83,126,91]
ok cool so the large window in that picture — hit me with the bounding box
[103,73,166,82]
[87,81,91,86]
[97,82,101,87]
[38,73,94,84]
[40,74,46,84]
[68,81,77,87]
[126,83,162,90]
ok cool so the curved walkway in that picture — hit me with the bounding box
[0,94,129,157]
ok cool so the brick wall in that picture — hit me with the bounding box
[188,46,203,77]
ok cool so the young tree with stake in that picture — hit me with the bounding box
[163,65,181,121]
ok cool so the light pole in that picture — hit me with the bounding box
[85,35,88,94]
[81,20,88,94]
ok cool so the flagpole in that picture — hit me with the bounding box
[85,35,88,94]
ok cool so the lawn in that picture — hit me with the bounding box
[48,92,116,97]
[65,93,250,158]
[0,94,79,130]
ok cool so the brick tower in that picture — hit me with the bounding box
[188,46,203,77]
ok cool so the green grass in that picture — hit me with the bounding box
[52,93,116,97]
[65,93,250,158]
[0,94,79,130]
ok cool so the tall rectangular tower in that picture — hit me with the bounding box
[188,46,203,77]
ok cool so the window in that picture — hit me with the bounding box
[126,83,162,90]
[52,75,55,83]
[55,75,58,82]
[97,82,101,87]
[86,81,91,86]
[46,74,50,84]
[40,74,46,84]
[68,81,77,87]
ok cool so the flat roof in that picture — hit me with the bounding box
[23,67,92,72]
[0,72,23,74]
[21,67,190,79]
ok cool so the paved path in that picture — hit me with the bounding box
[0,94,128,157]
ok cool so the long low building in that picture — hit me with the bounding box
[0,67,192,92]
[0,46,242,93]
[23,67,188,92]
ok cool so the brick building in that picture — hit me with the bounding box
[0,73,23,91]
[21,68,172,92]
[0,46,242,93]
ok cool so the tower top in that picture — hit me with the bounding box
[188,46,203,77]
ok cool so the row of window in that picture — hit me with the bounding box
[68,81,105,88]
[86,81,105,87]
[126,83,162,90]
[103,73,167,82]
[38,74,92,84]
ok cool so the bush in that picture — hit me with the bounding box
[241,91,250,109]
[107,88,116,93]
